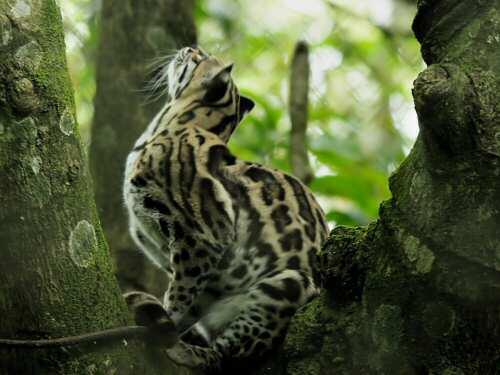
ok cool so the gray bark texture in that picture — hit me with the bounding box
[90,0,197,295]
[263,1,500,374]
[0,1,193,374]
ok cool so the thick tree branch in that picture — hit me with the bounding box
[289,41,313,185]
[272,1,500,374]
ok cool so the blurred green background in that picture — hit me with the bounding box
[61,0,423,228]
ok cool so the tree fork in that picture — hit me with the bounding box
[271,0,500,374]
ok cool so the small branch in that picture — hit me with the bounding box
[0,324,177,349]
[289,40,314,185]
[326,1,414,39]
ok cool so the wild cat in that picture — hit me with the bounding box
[123,46,328,370]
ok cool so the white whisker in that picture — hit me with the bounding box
[140,50,181,105]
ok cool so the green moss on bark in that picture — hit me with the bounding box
[266,2,500,373]
[0,1,169,373]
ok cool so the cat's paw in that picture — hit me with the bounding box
[123,291,178,347]
[167,342,199,368]
[167,341,222,370]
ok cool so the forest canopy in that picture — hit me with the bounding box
[61,0,421,227]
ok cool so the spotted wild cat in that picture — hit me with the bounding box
[123,47,328,370]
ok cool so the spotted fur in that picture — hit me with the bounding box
[123,47,329,370]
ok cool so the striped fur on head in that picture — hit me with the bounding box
[154,47,255,141]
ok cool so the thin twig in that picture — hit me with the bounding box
[326,1,414,39]
[0,325,177,349]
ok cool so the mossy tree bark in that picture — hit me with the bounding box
[272,1,500,374]
[90,0,197,295]
[0,1,193,374]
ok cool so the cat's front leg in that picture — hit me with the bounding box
[162,241,226,331]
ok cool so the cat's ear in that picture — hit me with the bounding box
[238,95,255,121]
[220,63,234,76]
[203,64,233,103]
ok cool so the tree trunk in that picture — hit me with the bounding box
[0,1,191,374]
[272,1,500,374]
[90,0,197,295]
